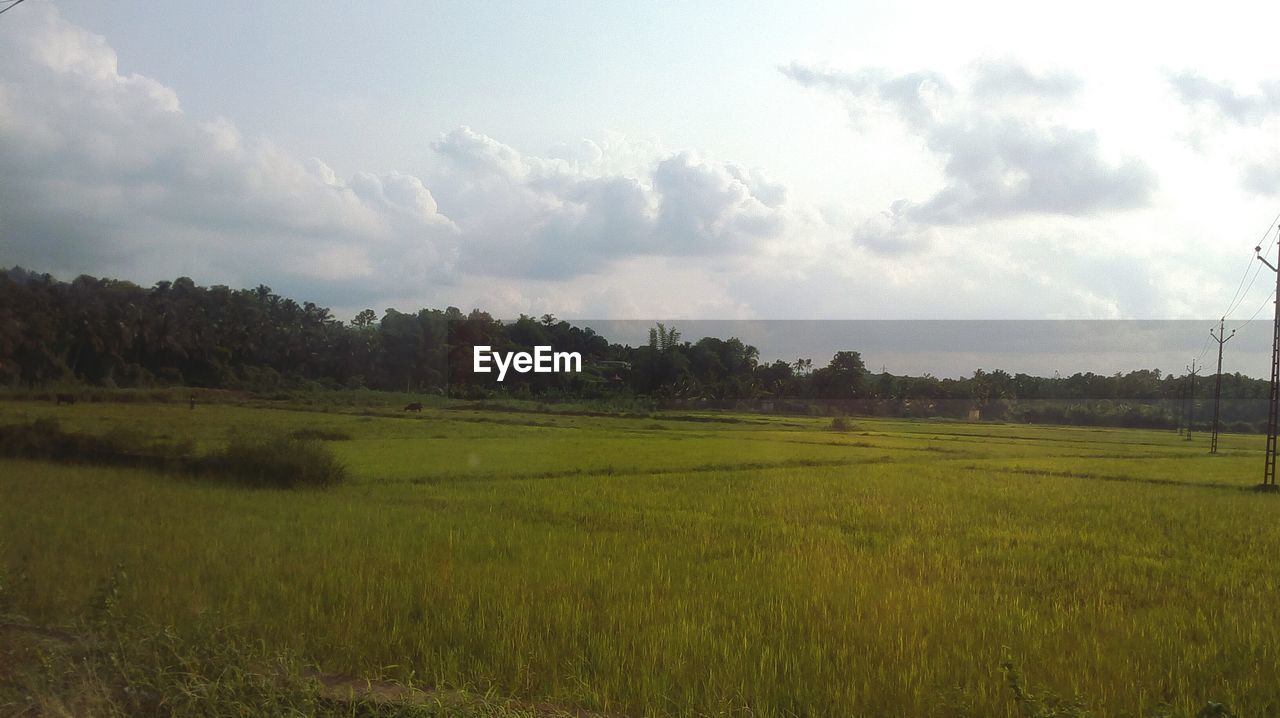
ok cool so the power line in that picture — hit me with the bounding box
[1223,217,1278,316]
[1194,331,1211,365]
[1225,218,1280,319]
[1234,288,1277,333]
[0,0,28,17]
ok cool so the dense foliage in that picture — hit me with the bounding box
[1,267,1271,428]
[0,417,346,488]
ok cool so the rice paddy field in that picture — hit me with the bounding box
[2,398,1279,716]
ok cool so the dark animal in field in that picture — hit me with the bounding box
[55,393,76,406]
[404,402,423,412]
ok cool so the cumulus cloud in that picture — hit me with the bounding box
[778,63,953,129]
[0,6,1201,323]
[970,59,1082,100]
[1167,72,1280,197]
[1168,71,1280,125]
[782,60,1155,248]
[1243,158,1280,196]
[0,5,794,296]
[0,4,459,291]
[427,127,794,279]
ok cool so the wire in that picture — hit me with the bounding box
[1226,260,1263,318]
[1224,216,1280,319]
[1234,288,1277,333]
[1192,330,1212,367]
[0,0,28,16]
[1223,226,1269,317]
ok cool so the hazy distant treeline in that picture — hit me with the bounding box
[0,267,1271,429]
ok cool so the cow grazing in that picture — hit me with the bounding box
[55,393,77,406]
[404,402,424,412]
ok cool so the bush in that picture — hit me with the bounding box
[0,419,193,469]
[1224,420,1262,434]
[289,428,353,441]
[205,436,347,489]
[0,417,67,457]
[829,416,853,432]
[0,420,344,489]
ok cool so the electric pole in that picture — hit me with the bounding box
[1176,374,1186,435]
[1184,361,1199,441]
[1209,318,1235,454]
[1254,232,1280,490]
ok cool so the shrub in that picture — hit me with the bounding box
[205,436,347,489]
[0,417,66,458]
[1225,420,1260,434]
[289,428,353,441]
[829,416,853,432]
[0,420,344,489]
[0,419,192,469]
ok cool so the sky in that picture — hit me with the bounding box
[4,0,1280,336]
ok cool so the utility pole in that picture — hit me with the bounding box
[1209,318,1235,454]
[1176,373,1186,434]
[1254,232,1280,490]
[1184,361,1199,441]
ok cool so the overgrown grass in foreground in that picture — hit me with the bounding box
[0,417,347,488]
[0,607,570,716]
[1,399,1277,716]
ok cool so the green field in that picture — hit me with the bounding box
[2,399,1279,716]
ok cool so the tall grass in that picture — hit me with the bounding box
[204,434,348,488]
[1,401,1275,715]
[0,418,347,488]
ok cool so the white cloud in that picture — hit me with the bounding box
[427,127,795,278]
[1168,71,1280,126]
[0,3,458,290]
[0,5,802,314]
[0,4,1255,325]
[781,60,1156,240]
[1167,72,1280,199]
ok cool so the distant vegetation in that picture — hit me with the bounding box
[1,266,1271,429]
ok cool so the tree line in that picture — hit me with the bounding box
[0,267,1271,430]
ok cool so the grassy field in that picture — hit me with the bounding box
[2,398,1279,716]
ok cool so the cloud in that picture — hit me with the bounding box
[1168,71,1280,125]
[428,128,794,279]
[913,120,1154,223]
[851,200,934,255]
[779,63,952,129]
[0,7,1211,323]
[1242,155,1280,196]
[0,5,794,295]
[781,60,1155,238]
[0,4,459,292]
[970,59,1082,100]
[1167,72,1280,197]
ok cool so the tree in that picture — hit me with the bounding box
[648,323,682,353]
[352,309,377,328]
[812,351,866,400]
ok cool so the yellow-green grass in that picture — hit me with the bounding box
[1,400,1277,716]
